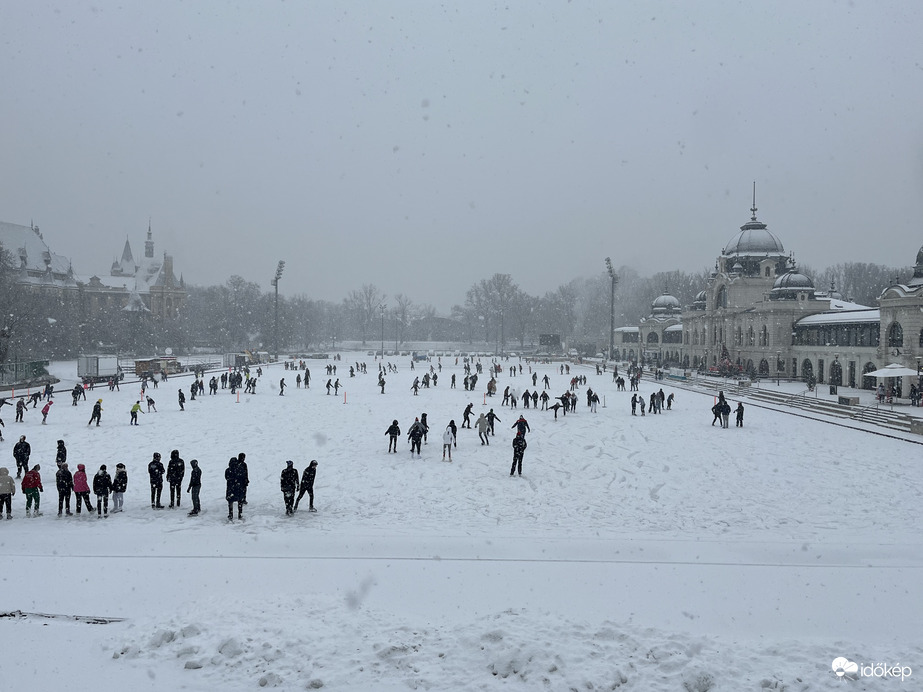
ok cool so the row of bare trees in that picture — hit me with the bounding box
[0,238,913,362]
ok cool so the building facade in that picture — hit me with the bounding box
[1,220,185,320]
[614,200,923,394]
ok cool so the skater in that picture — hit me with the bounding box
[442,425,454,461]
[130,401,144,425]
[148,452,165,509]
[236,452,250,505]
[280,460,299,515]
[407,417,425,456]
[41,399,53,424]
[476,412,490,445]
[93,465,112,517]
[22,464,43,516]
[735,402,744,427]
[186,459,201,516]
[56,462,73,516]
[463,403,474,429]
[178,389,186,411]
[55,439,67,469]
[112,463,128,513]
[167,450,185,508]
[511,415,530,437]
[294,460,317,512]
[15,398,26,423]
[379,374,386,393]
[146,396,157,413]
[225,456,248,520]
[385,419,401,453]
[13,435,31,478]
[73,463,93,514]
[420,413,429,444]
[511,431,527,476]
[279,378,286,396]
[448,419,458,448]
[88,398,103,426]
[666,393,674,410]
[0,466,15,519]
[712,392,726,426]
[486,408,500,436]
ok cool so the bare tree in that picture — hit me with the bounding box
[393,293,414,345]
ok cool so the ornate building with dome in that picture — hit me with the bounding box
[613,194,923,393]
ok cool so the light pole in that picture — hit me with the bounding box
[605,257,618,360]
[379,303,386,359]
[271,260,285,362]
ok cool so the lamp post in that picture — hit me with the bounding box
[605,257,618,360]
[379,303,386,359]
[271,260,285,362]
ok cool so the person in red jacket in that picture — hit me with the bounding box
[72,463,94,514]
[21,464,43,517]
[41,400,53,425]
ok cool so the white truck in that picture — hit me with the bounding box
[77,355,122,383]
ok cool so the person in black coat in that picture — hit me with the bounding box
[407,418,425,456]
[225,456,247,521]
[148,453,165,509]
[55,440,67,469]
[237,452,250,504]
[385,420,401,453]
[186,459,202,516]
[13,435,31,478]
[166,450,185,508]
[93,465,112,517]
[280,460,299,515]
[88,399,103,426]
[511,431,527,476]
[56,462,74,516]
[112,463,128,513]
[295,460,317,512]
[511,415,531,437]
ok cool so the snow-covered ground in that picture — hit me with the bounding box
[1,354,920,691]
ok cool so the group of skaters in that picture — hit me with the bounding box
[0,434,320,520]
[710,391,744,428]
[0,436,127,519]
[386,410,533,476]
[630,389,675,415]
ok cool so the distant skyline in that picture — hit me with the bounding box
[2,1,922,312]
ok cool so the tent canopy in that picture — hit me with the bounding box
[863,363,919,378]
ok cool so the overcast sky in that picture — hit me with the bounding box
[2,1,922,311]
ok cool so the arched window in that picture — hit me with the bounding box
[758,359,769,376]
[747,326,755,346]
[801,359,814,383]
[765,267,771,277]
[716,285,727,309]
[888,322,903,349]
[919,328,923,348]
[735,326,742,346]
[760,325,769,347]
[647,331,659,343]
[830,359,843,386]
[862,362,877,390]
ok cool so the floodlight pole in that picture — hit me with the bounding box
[605,257,618,360]
[272,260,285,362]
